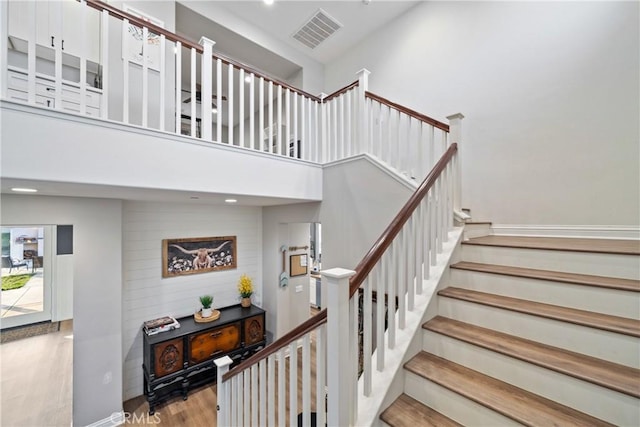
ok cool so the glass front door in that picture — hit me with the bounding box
[1,226,52,328]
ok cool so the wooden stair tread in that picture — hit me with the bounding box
[438,287,640,337]
[405,352,615,427]
[462,235,640,255]
[424,316,640,398]
[451,261,640,292]
[380,393,462,427]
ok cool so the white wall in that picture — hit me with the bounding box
[285,223,311,330]
[324,1,640,227]
[320,156,414,273]
[0,194,123,427]
[121,201,262,400]
[262,202,320,339]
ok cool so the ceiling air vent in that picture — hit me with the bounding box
[292,9,342,49]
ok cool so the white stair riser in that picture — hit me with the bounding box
[422,330,639,426]
[461,245,640,280]
[450,269,640,319]
[404,370,520,427]
[463,224,492,240]
[438,297,640,368]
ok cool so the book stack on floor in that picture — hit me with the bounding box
[143,316,180,336]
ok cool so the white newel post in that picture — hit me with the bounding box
[356,69,370,156]
[323,268,356,427]
[199,37,216,141]
[446,113,465,217]
[214,355,233,427]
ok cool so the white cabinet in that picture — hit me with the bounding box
[7,69,102,117]
[8,0,101,64]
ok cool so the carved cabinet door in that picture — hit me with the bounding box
[153,338,183,378]
[244,315,265,347]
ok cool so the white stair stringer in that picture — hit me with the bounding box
[353,227,464,427]
[450,269,640,319]
[461,245,640,280]
[403,370,520,427]
[438,297,639,368]
[422,329,639,426]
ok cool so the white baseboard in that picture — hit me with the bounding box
[491,225,640,240]
[85,410,124,427]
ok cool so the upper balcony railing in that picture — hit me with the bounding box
[1,0,454,183]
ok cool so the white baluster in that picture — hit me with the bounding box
[285,88,291,157]
[415,204,424,294]
[345,91,352,157]
[422,197,431,279]
[214,356,233,427]
[332,99,338,161]
[406,217,415,311]
[216,58,222,142]
[190,48,196,137]
[323,268,356,427]
[376,259,385,371]
[259,358,267,426]
[236,373,243,426]
[250,74,255,150]
[239,68,245,148]
[429,192,437,266]
[302,334,311,427]
[259,77,265,152]
[268,81,274,154]
[228,64,234,144]
[122,19,130,123]
[175,41,182,135]
[79,1,87,115]
[278,348,285,427]
[293,94,299,158]
[268,355,276,426]
[301,96,307,160]
[199,37,215,141]
[141,26,149,127]
[357,69,371,155]
[230,374,237,426]
[244,369,250,427]
[251,365,258,426]
[100,10,109,118]
[277,85,282,155]
[447,113,465,216]
[339,94,345,160]
[363,275,372,396]
[316,324,326,427]
[314,100,320,162]
[289,340,297,427]
[398,226,406,330]
[159,35,165,131]
[387,242,396,349]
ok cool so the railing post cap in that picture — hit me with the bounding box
[319,92,328,100]
[321,268,356,280]
[446,112,465,120]
[356,68,371,77]
[198,36,216,47]
[214,355,233,368]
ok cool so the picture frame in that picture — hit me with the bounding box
[162,236,237,278]
[122,5,164,71]
[290,254,308,277]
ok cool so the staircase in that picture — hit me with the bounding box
[380,231,640,426]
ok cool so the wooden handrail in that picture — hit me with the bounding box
[349,143,458,296]
[222,308,327,382]
[84,0,321,102]
[365,91,450,132]
[323,80,359,103]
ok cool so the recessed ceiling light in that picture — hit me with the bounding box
[264,0,274,5]
[11,187,38,193]
[225,199,237,204]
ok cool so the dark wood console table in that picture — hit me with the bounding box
[142,304,266,414]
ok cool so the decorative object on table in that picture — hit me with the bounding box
[162,236,237,278]
[238,273,254,308]
[143,315,180,336]
[199,295,214,318]
[290,253,308,277]
[279,245,289,288]
[194,308,220,323]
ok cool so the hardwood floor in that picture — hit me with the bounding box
[0,320,73,427]
[124,306,322,426]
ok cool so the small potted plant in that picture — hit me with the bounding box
[238,274,253,308]
[199,294,214,318]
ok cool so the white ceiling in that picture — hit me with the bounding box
[210,1,420,65]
